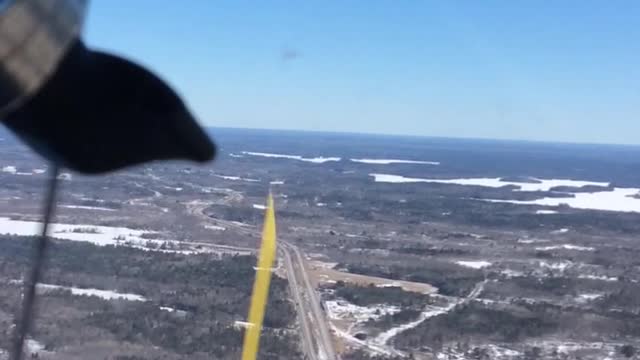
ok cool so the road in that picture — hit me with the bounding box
[188,199,336,359]
[282,241,338,360]
[280,245,320,360]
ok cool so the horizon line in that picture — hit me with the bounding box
[206,125,640,148]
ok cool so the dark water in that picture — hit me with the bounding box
[209,127,640,187]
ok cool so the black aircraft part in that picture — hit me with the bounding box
[2,40,215,173]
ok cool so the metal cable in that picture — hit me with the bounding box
[10,163,60,360]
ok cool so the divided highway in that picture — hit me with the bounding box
[281,241,337,360]
[192,200,336,359]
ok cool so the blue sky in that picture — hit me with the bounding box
[85,1,640,144]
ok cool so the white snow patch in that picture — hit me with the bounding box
[60,205,116,212]
[329,323,394,356]
[33,168,47,174]
[316,202,327,207]
[214,174,260,182]
[37,283,146,301]
[486,188,640,213]
[0,217,196,254]
[233,320,255,329]
[455,260,492,269]
[486,345,522,358]
[25,339,45,354]
[552,228,570,234]
[376,282,403,288]
[539,260,573,271]
[228,153,244,158]
[501,269,525,278]
[373,303,456,345]
[370,174,608,191]
[270,180,285,185]
[517,238,549,244]
[579,274,618,282]
[351,158,440,165]
[205,225,226,231]
[577,293,603,303]
[370,174,640,213]
[536,244,595,251]
[242,151,341,163]
[252,204,266,210]
[536,209,558,214]
[2,166,16,174]
[325,300,400,322]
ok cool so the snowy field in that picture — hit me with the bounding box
[370,174,640,213]
[369,174,608,191]
[487,187,640,213]
[36,283,146,301]
[455,260,492,269]
[59,205,116,212]
[351,159,440,165]
[241,151,341,163]
[535,244,595,251]
[325,299,401,322]
[214,174,260,182]
[0,217,202,254]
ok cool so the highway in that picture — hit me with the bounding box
[283,241,337,360]
[280,244,320,360]
[190,199,336,359]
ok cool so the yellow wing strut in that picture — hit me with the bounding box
[241,193,277,360]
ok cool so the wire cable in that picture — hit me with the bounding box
[10,163,60,360]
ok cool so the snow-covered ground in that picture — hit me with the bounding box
[325,300,400,322]
[535,244,595,251]
[370,175,608,191]
[351,159,440,165]
[325,298,452,358]
[372,303,456,346]
[241,151,341,163]
[2,166,16,174]
[59,205,116,211]
[23,281,187,315]
[214,174,260,182]
[455,260,492,269]
[501,269,525,278]
[536,209,558,214]
[486,187,640,213]
[0,217,153,246]
[37,283,146,301]
[539,260,573,271]
[270,180,285,185]
[376,282,403,288]
[160,306,188,315]
[25,339,45,354]
[578,274,618,282]
[577,293,603,303]
[370,174,640,213]
[0,217,204,254]
[517,238,549,244]
[205,224,226,231]
[252,204,267,210]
